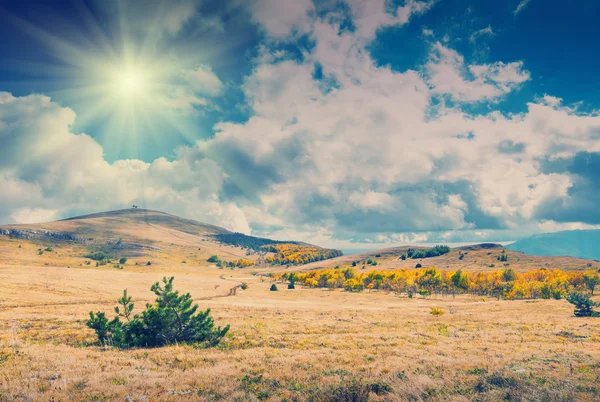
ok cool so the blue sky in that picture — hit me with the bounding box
[1,0,599,250]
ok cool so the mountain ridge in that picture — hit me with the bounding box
[506,229,600,261]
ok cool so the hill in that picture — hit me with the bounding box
[506,229,600,261]
[296,243,598,273]
[0,208,342,268]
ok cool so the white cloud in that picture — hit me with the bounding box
[10,208,58,224]
[514,0,532,16]
[184,64,224,96]
[427,43,530,102]
[249,0,314,38]
[469,25,494,42]
[345,0,433,40]
[0,92,249,233]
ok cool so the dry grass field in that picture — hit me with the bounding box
[1,210,599,401]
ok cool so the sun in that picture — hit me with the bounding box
[13,7,213,155]
[116,68,144,97]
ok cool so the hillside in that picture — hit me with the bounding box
[296,243,599,273]
[506,229,600,261]
[0,208,341,269]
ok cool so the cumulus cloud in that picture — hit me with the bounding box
[0,92,249,233]
[426,43,530,102]
[249,0,315,38]
[184,65,224,96]
[345,0,433,40]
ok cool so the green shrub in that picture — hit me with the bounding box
[207,255,221,263]
[566,292,599,317]
[240,282,248,290]
[502,268,516,282]
[85,252,112,261]
[270,284,278,291]
[119,257,128,264]
[86,277,229,348]
[45,246,53,252]
[146,261,151,266]
[288,282,295,289]
[406,245,450,259]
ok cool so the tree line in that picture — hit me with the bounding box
[275,267,600,300]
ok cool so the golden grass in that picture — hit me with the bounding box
[1,262,600,401]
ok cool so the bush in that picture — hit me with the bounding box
[45,246,53,252]
[207,255,221,263]
[566,292,599,317]
[146,261,152,266]
[86,277,229,348]
[502,268,516,282]
[119,257,128,264]
[415,263,422,268]
[270,284,278,291]
[85,252,112,261]
[406,245,450,259]
[430,307,445,316]
[288,282,295,289]
[240,282,248,290]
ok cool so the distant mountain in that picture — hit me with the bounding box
[506,230,600,261]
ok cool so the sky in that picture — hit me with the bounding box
[1,0,600,251]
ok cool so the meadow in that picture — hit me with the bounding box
[1,262,599,401]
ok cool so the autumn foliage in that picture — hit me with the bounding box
[262,244,343,265]
[277,267,600,300]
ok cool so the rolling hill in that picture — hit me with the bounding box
[506,229,600,261]
[0,208,342,268]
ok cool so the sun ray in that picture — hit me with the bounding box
[5,1,230,160]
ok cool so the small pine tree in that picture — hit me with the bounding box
[86,277,229,348]
[288,282,295,289]
[270,284,278,291]
[566,292,599,317]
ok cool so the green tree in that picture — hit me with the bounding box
[583,272,600,295]
[502,268,516,282]
[119,257,128,264]
[270,284,278,291]
[451,270,469,297]
[566,292,599,317]
[86,277,229,348]
[207,255,221,263]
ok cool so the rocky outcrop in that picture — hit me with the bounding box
[0,228,90,243]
